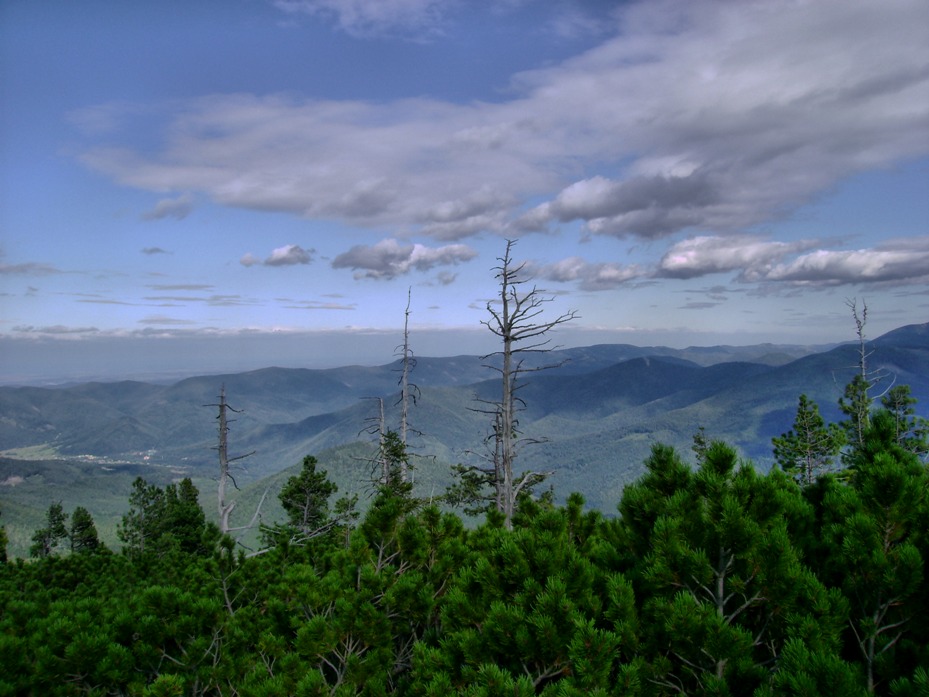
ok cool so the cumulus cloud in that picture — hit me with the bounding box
[529,172,719,239]
[266,244,313,266]
[74,0,928,244]
[331,238,477,279]
[539,256,645,291]
[418,187,516,240]
[533,234,929,292]
[241,244,314,267]
[141,193,193,221]
[755,239,929,286]
[656,235,929,287]
[657,236,818,280]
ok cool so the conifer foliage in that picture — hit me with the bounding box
[29,501,69,558]
[773,394,846,484]
[2,384,927,695]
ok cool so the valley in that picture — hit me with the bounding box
[1,321,927,557]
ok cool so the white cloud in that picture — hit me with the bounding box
[241,244,314,267]
[516,0,929,237]
[539,256,645,290]
[657,235,929,287]
[531,172,719,239]
[12,325,100,335]
[658,236,817,280]
[331,237,477,279]
[141,193,194,221]
[75,0,929,245]
[756,239,929,285]
[266,244,313,266]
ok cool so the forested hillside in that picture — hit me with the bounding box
[1,380,927,695]
[1,323,927,549]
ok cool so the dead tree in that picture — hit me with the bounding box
[838,299,892,453]
[363,396,390,486]
[359,396,410,491]
[395,287,420,481]
[359,290,421,488]
[205,386,264,537]
[478,239,577,528]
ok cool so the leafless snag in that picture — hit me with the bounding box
[838,299,895,452]
[204,385,264,538]
[359,396,391,487]
[395,287,421,480]
[477,238,576,528]
[357,289,422,489]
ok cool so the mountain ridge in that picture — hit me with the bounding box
[1,323,926,506]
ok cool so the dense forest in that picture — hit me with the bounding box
[1,370,927,696]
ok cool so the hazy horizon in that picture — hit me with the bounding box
[0,319,882,387]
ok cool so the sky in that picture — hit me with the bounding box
[1,0,928,383]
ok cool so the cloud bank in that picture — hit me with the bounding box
[75,0,928,249]
[550,235,929,290]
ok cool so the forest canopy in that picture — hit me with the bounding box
[1,387,927,696]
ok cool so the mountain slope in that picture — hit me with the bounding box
[2,322,927,555]
[1,323,925,491]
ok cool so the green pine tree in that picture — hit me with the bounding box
[773,394,846,484]
[821,418,928,693]
[163,478,209,554]
[29,501,69,558]
[280,455,337,534]
[840,374,873,458]
[882,385,929,459]
[0,506,8,563]
[118,477,166,557]
[624,442,836,694]
[69,506,101,553]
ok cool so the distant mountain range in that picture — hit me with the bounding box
[1,323,927,520]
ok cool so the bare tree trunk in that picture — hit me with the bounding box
[499,278,516,526]
[378,397,389,485]
[206,386,256,536]
[399,288,412,482]
[216,386,234,534]
[493,410,504,512]
[482,239,576,528]
[848,297,869,381]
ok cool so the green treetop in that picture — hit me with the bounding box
[29,501,69,558]
[69,506,101,554]
[773,394,846,485]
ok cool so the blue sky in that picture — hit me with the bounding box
[1,0,927,383]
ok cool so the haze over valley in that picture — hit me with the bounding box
[2,321,926,557]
